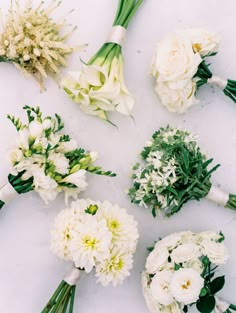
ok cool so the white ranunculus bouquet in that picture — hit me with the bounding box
[142,231,236,313]
[0,106,115,209]
[151,28,236,113]
[41,199,139,313]
[0,1,77,88]
[129,126,236,217]
[62,0,143,124]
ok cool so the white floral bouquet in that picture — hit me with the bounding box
[41,199,139,313]
[0,1,76,87]
[62,0,143,124]
[142,231,236,313]
[129,126,236,217]
[151,28,236,113]
[0,106,115,209]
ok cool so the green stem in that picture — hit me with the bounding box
[68,286,76,313]
[225,194,236,210]
[51,284,71,313]
[41,281,67,313]
[230,305,236,311]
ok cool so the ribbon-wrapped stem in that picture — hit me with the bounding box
[206,185,236,211]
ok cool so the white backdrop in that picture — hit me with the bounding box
[0,1,235,312]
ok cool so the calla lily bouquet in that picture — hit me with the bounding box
[0,106,115,209]
[42,199,139,313]
[0,1,76,87]
[151,28,236,113]
[129,126,236,217]
[142,231,236,313]
[62,0,143,123]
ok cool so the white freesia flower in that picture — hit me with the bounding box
[89,151,99,162]
[177,28,220,56]
[29,120,43,138]
[171,243,200,264]
[170,268,204,305]
[48,153,70,175]
[146,246,169,274]
[152,34,202,82]
[61,170,88,190]
[150,270,174,305]
[8,148,23,164]
[58,139,78,153]
[201,240,229,265]
[155,79,198,113]
[69,214,112,273]
[16,128,29,150]
[96,249,134,286]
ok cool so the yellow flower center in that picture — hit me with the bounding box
[108,219,120,231]
[63,227,71,240]
[193,43,202,53]
[182,280,191,290]
[83,235,98,249]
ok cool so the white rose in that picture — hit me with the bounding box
[179,231,195,244]
[195,231,221,244]
[183,259,204,274]
[155,79,198,113]
[142,272,163,313]
[177,28,220,56]
[170,268,204,305]
[146,247,169,274]
[171,243,200,264]
[201,240,229,265]
[29,120,43,138]
[150,270,174,305]
[62,169,88,190]
[152,33,202,82]
[155,233,182,251]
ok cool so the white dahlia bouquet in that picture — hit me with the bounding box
[129,126,236,217]
[142,231,236,313]
[62,0,143,123]
[41,199,139,313]
[0,1,76,87]
[0,106,115,209]
[151,28,236,113]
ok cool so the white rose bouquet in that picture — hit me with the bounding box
[62,0,143,124]
[142,231,236,313]
[41,199,139,313]
[129,126,236,217]
[0,106,115,209]
[151,28,236,113]
[0,1,76,88]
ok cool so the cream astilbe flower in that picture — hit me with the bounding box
[0,1,77,87]
[95,248,134,286]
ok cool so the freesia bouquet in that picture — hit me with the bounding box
[129,126,236,217]
[142,231,236,313]
[42,199,139,313]
[0,106,115,209]
[62,0,143,123]
[151,28,236,113]
[0,1,76,87]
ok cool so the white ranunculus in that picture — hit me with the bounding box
[171,243,200,264]
[150,270,174,305]
[146,246,169,274]
[177,28,220,56]
[201,240,229,265]
[183,259,204,274]
[152,33,202,82]
[62,169,88,190]
[155,79,198,113]
[29,120,43,138]
[48,153,69,175]
[170,268,204,305]
[155,233,182,251]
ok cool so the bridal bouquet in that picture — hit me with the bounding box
[0,106,115,209]
[128,126,236,217]
[142,231,236,313]
[62,0,143,123]
[42,199,139,312]
[151,28,236,113]
[0,1,76,87]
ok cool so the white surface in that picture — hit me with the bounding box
[0,0,236,312]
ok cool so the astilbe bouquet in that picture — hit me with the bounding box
[0,106,115,209]
[151,28,236,113]
[42,199,139,313]
[142,231,236,313]
[62,0,143,123]
[0,1,76,87]
[129,126,236,217]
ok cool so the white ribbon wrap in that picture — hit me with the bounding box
[208,76,228,90]
[64,267,81,286]
[0,182,18,204]
[215,297,230,313]
[106,25,126,46]
[206,186,229,206]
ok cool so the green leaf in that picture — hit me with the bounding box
[202,256,210,266]
[200,288,208,297]
[147,247,154,252]
[218,231,225,243]
[174,263,181,271]
[210,276,225,295]
[197,296,216,313]
[85,204,98,215]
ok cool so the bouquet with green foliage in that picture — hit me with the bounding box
[0,106,115,209]
[62,0,143,123]
[129,126,236,217]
